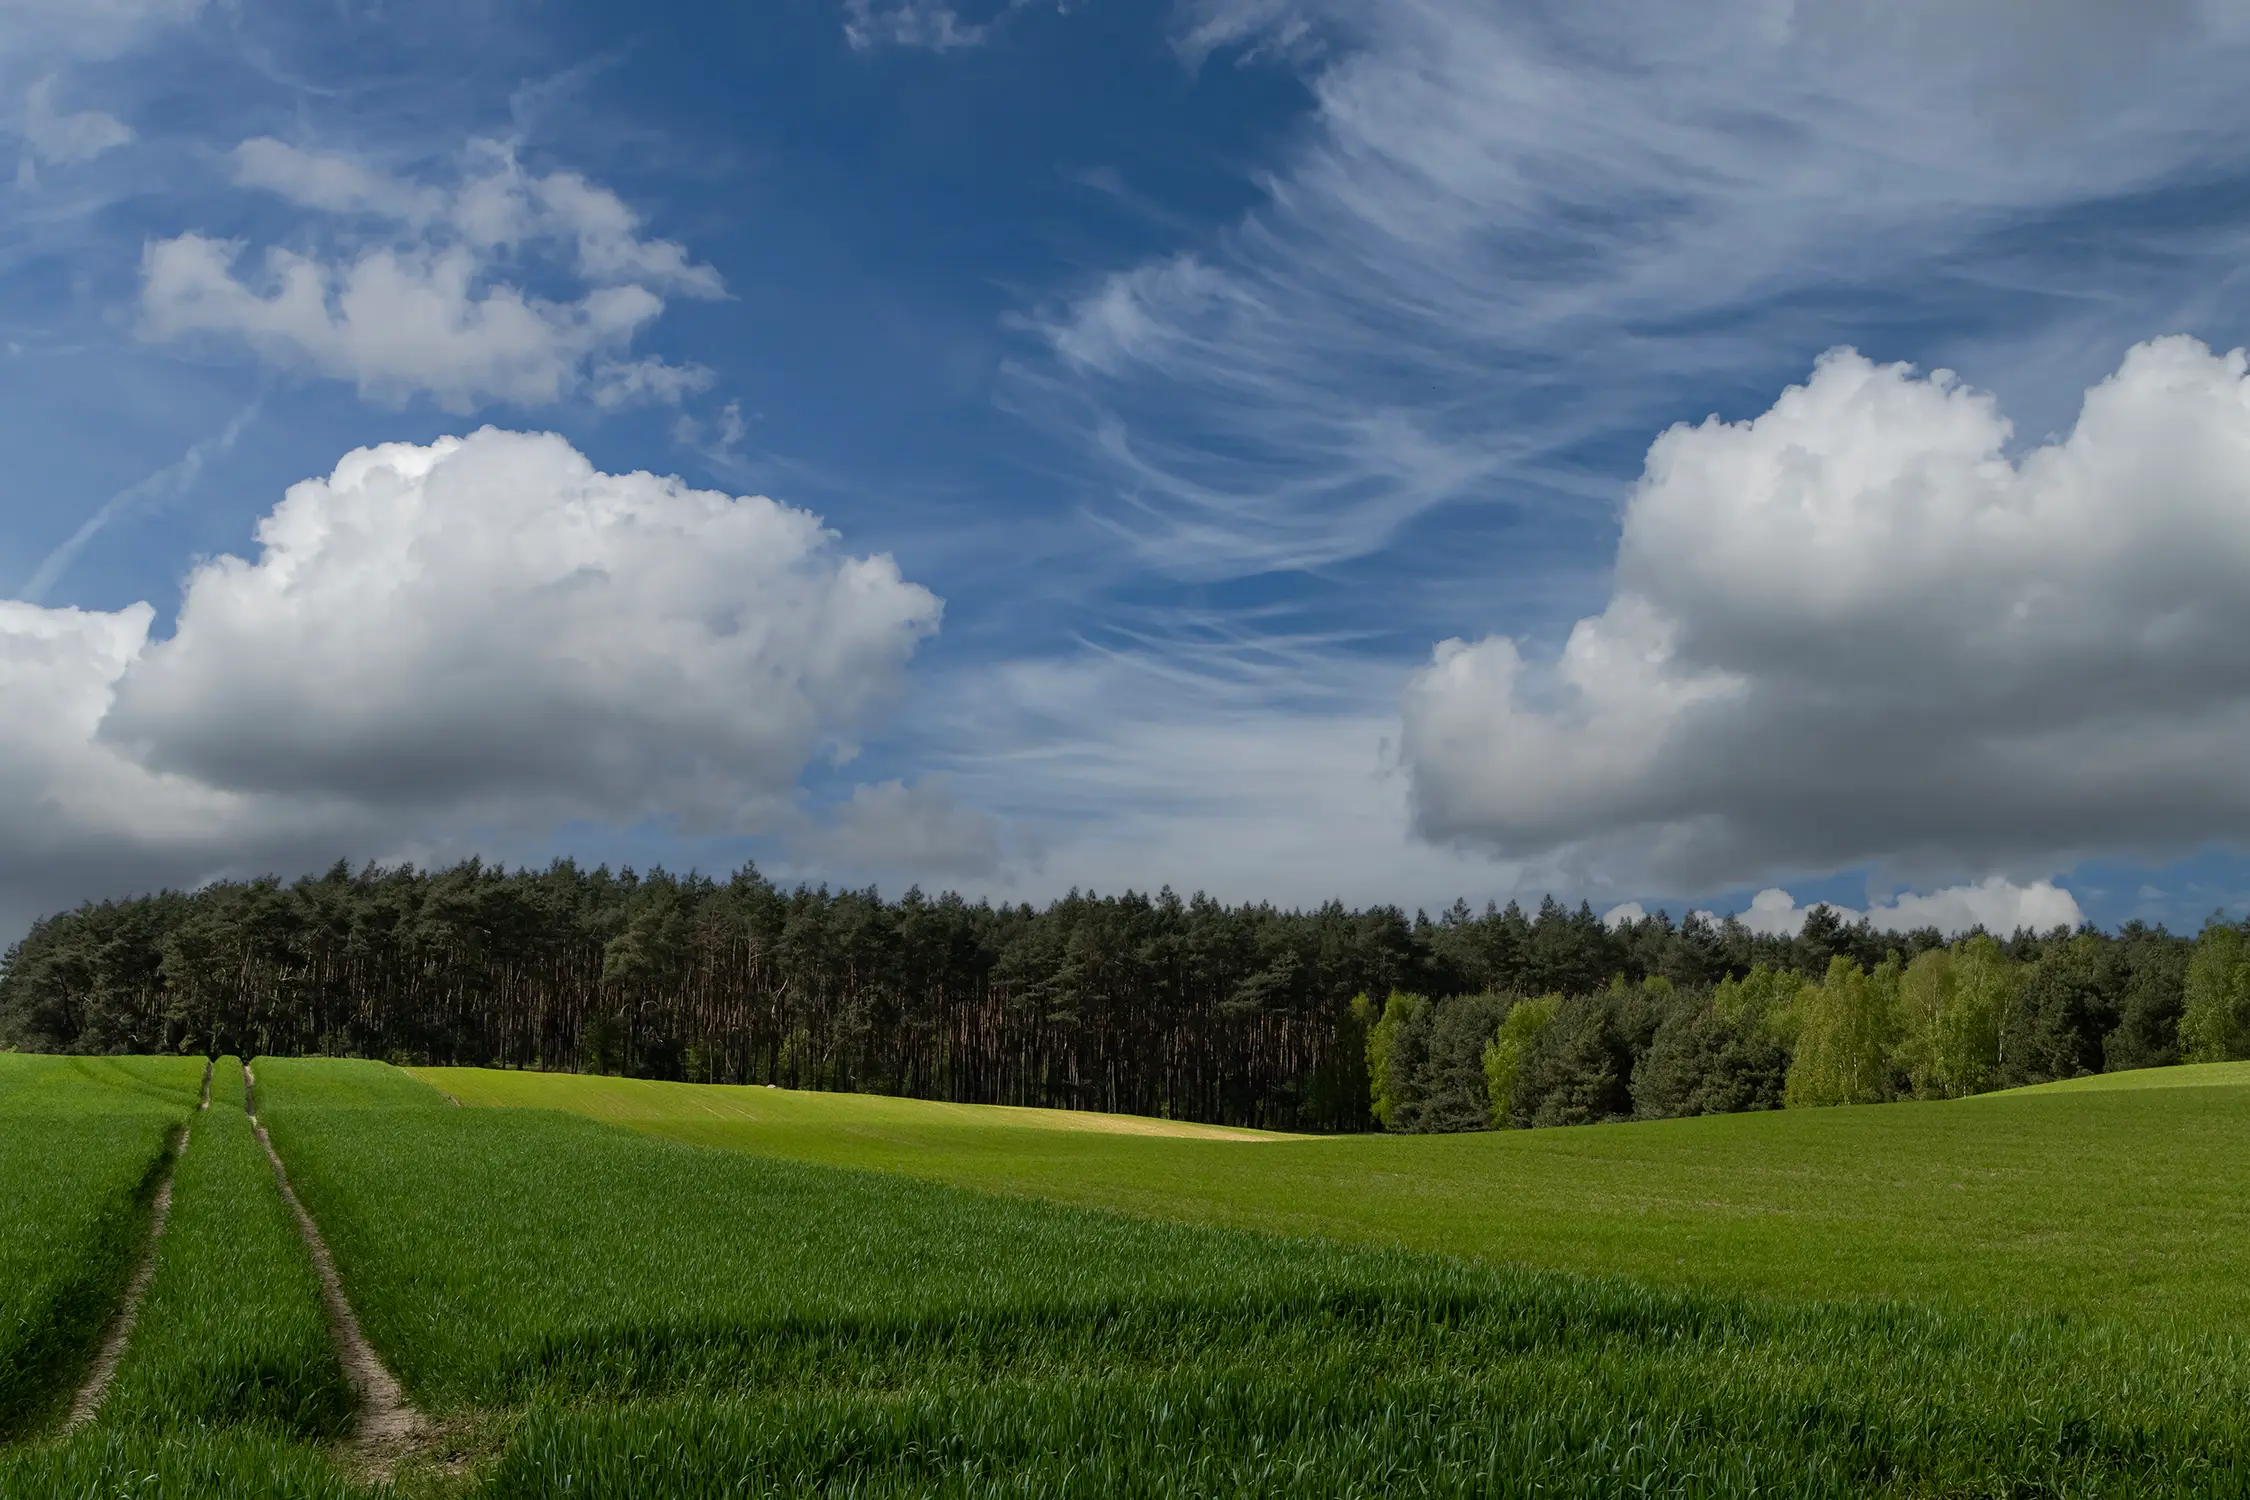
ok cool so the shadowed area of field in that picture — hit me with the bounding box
[420,1060,2250,1328]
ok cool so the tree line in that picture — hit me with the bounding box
[2,858,2245,1132]
[1365,921,2250,1133]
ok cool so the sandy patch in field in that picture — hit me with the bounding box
[414,1068,1312,1141]
[905,1101,1306,1141]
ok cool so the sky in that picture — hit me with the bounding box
[7,0,2250,943]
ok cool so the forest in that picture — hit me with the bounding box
[3,858,2247,1132]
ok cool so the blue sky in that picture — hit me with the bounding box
[8,0,2250,940]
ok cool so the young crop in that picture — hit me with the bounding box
[0,1055,207,1113]
[256,1060,1385,1408]
[425,1060,2250,1328]
[0,1054,202,1437]
[14,1056,2250,1499]
[487,1355,2250,1500]
[93,1058,352,1442]
[0,1427,370,1500]
[252,1058,2250,1499]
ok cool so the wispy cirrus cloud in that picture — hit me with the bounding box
[0,0,203,64]
[842,0,990,52]
[972,0,2250,919]
[1027,0,2250,582]
[17,75,131,179]
[839,0,1072,54]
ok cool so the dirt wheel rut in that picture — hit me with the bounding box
[64,1126,186,1431]
[244,1063,430,1474]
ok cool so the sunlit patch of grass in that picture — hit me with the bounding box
[423,1062,2250,1326]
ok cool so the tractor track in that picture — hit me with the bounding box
[62,1109,195,1431]
[245,1063,429,1473]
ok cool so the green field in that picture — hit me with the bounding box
[0,1058,365,1500]
[419,1060,2250,1326]
[98,1058,351,1439]
[6,1054,2250,1495]
[0,1055,202,1439]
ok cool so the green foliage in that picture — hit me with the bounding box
[1713,964,1802,1038]
[2104,929,2189,1072]
[1784,957,1901,1108]
[2181,923,2250,1064]
[1631,994,1786,1119]
[2003,934,2119,1087]
[1363,989,1528,1132]
[1359,990,1425,1128]
[96,1059,352,1441]
[0,856,2135,1135]
[1893,939,2016,1099]
[5,855,2222,1139]
[0,1055,199,1438]
[580,1011,628,1076]
[1483,995,1556,1126]
[1380,992,1510,1133]
[1512,992,1636,1126]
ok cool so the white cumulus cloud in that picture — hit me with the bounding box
[140,138,721,411]
[0,596,359,942]
[1599,901,1647,931]
[1726,880,2085,939]
[101,429,940,825]
[0,431,940,935]
[230,136,442,222]
[1403,335,2250,888]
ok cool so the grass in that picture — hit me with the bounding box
[420,1061,2250,1327]
[0,1426,370,1500]
[0,1055,359,1500]
[13,1055,2250,1496]
[0,1053,203,1438]
[94,1057,352,1440]
[0,1054,208,1113]
[257,1059,1380,1410]
[2001,1059,2250,1094]
[476,1350,2250,1500]
[251,1058,2250,1497]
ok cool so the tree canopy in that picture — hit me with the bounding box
[0,859,2235,1133]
